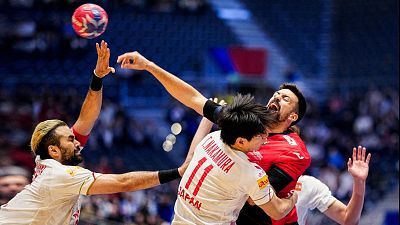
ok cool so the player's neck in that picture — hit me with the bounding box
[229,144,247,154]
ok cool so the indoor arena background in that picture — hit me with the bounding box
[0,0,398,225]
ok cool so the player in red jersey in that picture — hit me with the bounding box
[117,51,309,224]
[236,83,310,225]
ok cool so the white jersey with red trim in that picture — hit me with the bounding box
[172,131,274,225]
[0,157,102,225]
[296,175,337,225]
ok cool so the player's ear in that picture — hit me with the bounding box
[236,137,245,145]
[289,113,298,123]
[48,145,60,159]
[234,137,247,150]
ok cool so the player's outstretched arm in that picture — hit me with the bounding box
[87,171,160,195]
[259,192,298,220]
[116,51,207,116]
[324,146,371,225]
[72,40,115,136]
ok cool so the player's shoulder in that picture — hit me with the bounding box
[52,164,91,179]
[298,175,329,191]
[243,161,267,179]
[299,175,320,183]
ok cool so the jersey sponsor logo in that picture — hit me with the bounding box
[283,135,298,146]
[292,152,305,159]
[66,166,83,177]
[178,185,203,210]
[257,175,269,190]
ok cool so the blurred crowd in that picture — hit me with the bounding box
[302,86,399,218]
[0,83,398,224]
[0,0,207,59]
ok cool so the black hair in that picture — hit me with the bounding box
[217,93,278,146]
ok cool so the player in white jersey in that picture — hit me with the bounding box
[172,94,298,225]
[296,146,371,225]
[0,41,187,225]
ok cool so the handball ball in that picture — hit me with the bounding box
[71,3,108,39]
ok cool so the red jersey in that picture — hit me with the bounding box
[247,131,311,225]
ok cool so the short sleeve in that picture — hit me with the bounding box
[244,165,275,206]
[49,165,102,196]
[297,176,337,212]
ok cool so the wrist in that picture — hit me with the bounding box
[353,177,366,184]
[90,72,103,91]
[158,168,181,184]
[93,69,101,78]
[144,61,154,71]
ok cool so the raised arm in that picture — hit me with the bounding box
[72,40,115,136]
[117,51,207,115]
[324,146,371,225]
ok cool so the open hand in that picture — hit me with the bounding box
[94,40,115,78]
[348,146,371,181]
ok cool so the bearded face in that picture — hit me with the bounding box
[60,145,83,166]
[267,89,299,123]
[52,126,84,166]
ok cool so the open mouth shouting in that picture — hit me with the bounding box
[268,101,280,112]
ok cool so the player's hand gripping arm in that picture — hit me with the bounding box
[258,191,298,220]
[117,51,207,116]
[178,98,226,175]
[72,40,115,136]
[324,146,371,225]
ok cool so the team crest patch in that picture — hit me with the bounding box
[257,175,269,190]
[66,166,82,177]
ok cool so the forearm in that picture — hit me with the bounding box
[119,171,160,192]
[72,87,102,135]
[145,62,207,115]
[262,194,296,220]
[343,179,366,225]
[276,197,296,219]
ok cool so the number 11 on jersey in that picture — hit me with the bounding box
[185,157,214,196]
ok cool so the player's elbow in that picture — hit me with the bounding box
[116,175,134,192]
